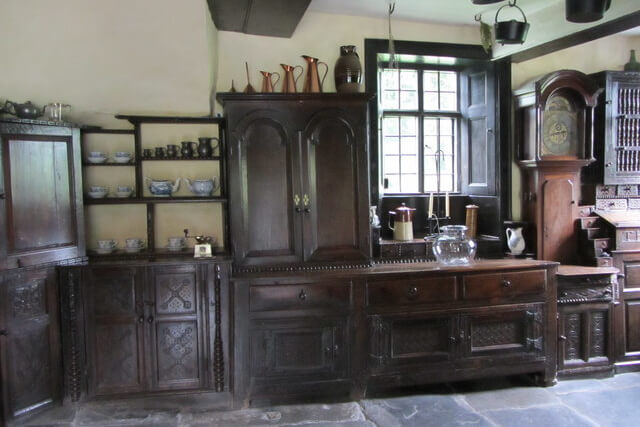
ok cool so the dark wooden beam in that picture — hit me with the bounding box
[509,11,640,64]
[207,0,311,38]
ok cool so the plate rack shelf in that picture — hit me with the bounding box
[81,115,229,259]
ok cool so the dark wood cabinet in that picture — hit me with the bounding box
[585,71,640,185]
[556,266,617,377]
[60,260,231,401]
[233,260,558,406]
[612,250,640,369]
[0,267,61,424]
[218,93,371,268]
[0,119,85,270]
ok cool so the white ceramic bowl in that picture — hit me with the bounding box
[87,156,107,164]
[88,191,108,199]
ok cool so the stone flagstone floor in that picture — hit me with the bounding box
[20,373,640,427]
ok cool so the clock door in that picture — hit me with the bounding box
[541,95,578,158]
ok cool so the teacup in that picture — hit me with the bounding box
[115,151,131,158]
[90,185,108,193]
[89,151,106,158]
[167,236,185,249]
[125,238,144,248]
[97,239,117,249]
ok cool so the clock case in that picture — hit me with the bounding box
[514,70,601,264]
[514,70,601,165]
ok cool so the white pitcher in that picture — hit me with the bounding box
[506,227,525,255]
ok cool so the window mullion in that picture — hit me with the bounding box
[418,69,424,194]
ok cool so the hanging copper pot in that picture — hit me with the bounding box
[494,1,529,45]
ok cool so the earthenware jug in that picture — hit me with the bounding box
[280,63,303,93]
[197,137,219,158]
[334,45,362,93]
[388,203,415,241]
[260,71,280,93]
[301,55,328,93]
[506,226,525,255]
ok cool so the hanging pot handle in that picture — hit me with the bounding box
[495,1,527,24]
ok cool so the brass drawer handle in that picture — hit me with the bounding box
[138,315,145,324]
[0,329,7,336]
[502,279,512,288]
[298,289,307,301]
[407,286,419,297]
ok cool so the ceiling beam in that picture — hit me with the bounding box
[508,11,640,63]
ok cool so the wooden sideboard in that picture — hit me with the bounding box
[232,259,558,407]
[58,258,231,404]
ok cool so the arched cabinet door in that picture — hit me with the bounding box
[229,110,303,266]
[301,109,370,262]
[541,177,576,264]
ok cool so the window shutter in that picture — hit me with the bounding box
[460,62,496,196]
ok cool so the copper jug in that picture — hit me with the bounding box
[280,64,303,93]
[388,203,416,241]
[301,55,328,93]
[260,71,281,93]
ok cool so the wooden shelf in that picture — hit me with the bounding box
[81,128,134,135]
[82,162,136,166]
[115,114,224,125]
[84,196,227,205]
[141,156,222,161]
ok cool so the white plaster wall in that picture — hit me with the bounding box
[509,33,640,220]
[215,11,479,97]
[0,0,215,128]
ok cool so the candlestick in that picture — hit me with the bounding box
[445,192,450,217]
[428,192,433,217]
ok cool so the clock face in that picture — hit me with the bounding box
[541,95,577,157]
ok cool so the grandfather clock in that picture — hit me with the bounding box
[515,70,600,264]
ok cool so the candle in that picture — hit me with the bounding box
[428,193,433,218]
[445,192,450,217]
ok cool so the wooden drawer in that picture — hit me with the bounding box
[250,281,351,312]
[366,276,457,306]
[462,269,546,301]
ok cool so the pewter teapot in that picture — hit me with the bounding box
[3,100,43,119]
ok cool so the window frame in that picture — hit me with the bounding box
[378,63,463,195]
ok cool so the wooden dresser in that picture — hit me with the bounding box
[232,259,558,407]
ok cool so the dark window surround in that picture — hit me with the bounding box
[365,39,512,240]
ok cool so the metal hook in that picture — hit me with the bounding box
[389,2,395,15]
[508,0,517,6]
[474,13,482,22]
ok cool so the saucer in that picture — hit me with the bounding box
[95,247,115,254]
[115,191,132,198]
[88,191,108,199]
[167,245,185,252]
[124,246,144,253]
[113,157,132,164]
[87,156,107,164]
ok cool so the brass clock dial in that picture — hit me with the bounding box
[541,96,577,157]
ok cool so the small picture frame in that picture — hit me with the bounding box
[193,243,213,258]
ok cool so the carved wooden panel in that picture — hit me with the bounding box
[0,268,60,421]
[9,279,45,319]
[566,313,582,361]
[249,317,346,379]
[590,311,607,358]
[154,321,199,385]
[93,276,135,316]
[392,318,451,358]
[154,272,196,315]
[626,300,640,353]
[464,304,542,358]
[94,324,142,389]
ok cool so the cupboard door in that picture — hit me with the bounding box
[229,109,304,266]
[249,317,347,381]
[368,312,457,374]
[85,267,146,396]
[0,124,84,269]
[302,108,370,262]
[541,177,576,264]
[461,304,544,360]
[148,264,205,391]
[0,268,60,421]
[558,304,612,373]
